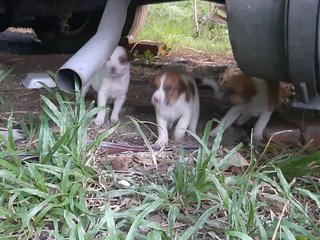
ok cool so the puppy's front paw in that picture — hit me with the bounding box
[110,116,119,124]
[94,117,105,126]
[253,133,263,142]
[155,138,168,150]
[173,133,185,142]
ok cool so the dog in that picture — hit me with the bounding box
[198,67,296,141]
[151,71,200,148]
[82,46,131,125]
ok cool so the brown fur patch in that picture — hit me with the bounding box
[221,66,295,110]
[154,72,195,104]
[119,50,131,64]
[220,73,257,105]
[185,80,196,102]
[152,74,162,90]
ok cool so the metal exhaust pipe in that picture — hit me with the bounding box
[55,0,131,93]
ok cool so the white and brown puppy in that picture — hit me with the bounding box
[200,68,296,141]
[151,71,200,148]
[82,46,131,125]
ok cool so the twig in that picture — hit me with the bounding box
[260,130,294,158]
[193,0,200,34]
[2,111,41,115]
[271,201,289,240]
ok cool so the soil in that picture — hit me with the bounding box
[0,28,244,149]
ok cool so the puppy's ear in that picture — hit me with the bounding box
[126,49,135,62]
[118,37,130,49]
[150,72,163,91]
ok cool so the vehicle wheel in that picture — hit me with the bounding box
[226,0,320,107]
[226,0,288,81]
[33,5,148,53]
[33,10,102,53]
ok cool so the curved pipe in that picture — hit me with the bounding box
[55,0,131,93]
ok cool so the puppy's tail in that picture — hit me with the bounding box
[195,77,223,99]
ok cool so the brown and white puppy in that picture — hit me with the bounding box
[82,46,131,125]
[151,71,200,148]
[200,68,296,141]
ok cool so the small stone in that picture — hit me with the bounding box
[302,124,320,147]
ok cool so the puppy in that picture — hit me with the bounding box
[151,71,200,148]
[199,68,296,141]
[82,46,131,125]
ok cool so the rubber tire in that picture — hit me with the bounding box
[33,5,148,53]
[287,0,318,99]
[226,0,289,82]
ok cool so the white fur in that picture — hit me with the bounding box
[201,77,223,99]
[210,77,272,141]
[82,46,130,125]
[152,73,200,148]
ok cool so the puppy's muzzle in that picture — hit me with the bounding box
[152,95,161,105]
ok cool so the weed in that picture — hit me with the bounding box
[137,2,231,53]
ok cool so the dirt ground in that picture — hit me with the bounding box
[1,28,318,158]
[0,28,243,147]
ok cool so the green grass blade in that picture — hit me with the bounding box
[125,199,163,240]
[227,231,253,240]
[88,204,117,239]
[0,68,13,82]
[180,205,218,239]
[296,188,320,208]
[40,128,73,164]
[167,205,179,238]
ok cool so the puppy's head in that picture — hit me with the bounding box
[278,81,296,105]
[106,46,132,78]
[151,72,195,107]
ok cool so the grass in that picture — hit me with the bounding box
[136,2,231,54]
[0,70,319,238]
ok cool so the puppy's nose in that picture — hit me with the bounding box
[152,95,161,104]
[110,67,116,73]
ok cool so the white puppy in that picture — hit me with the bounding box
[151,71,200,148]
[82,46,131,125]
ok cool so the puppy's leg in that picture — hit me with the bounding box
[188,103,199,134]
[210,105,244,137]
[155,115,169,148]
[167,120,174,129]
[236,112,251,126]
[81,83,90,97]
[94,90,109,126]
[110,95,126,123]
[174,111,192,141]
[253,111,272,141]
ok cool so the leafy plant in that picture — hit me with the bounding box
[0,82,120,238]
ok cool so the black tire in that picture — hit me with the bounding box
[33,10,101,53]
[226,0,288,82]
[33,5,148,53]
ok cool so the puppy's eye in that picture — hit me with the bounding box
[165,86,173,92]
